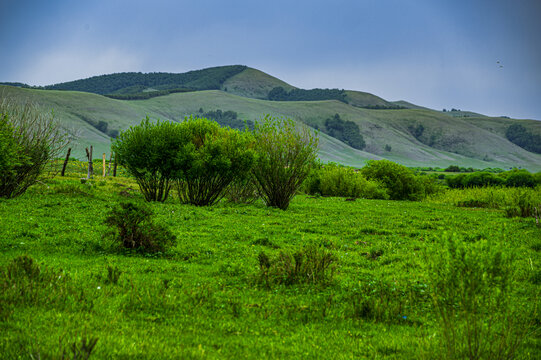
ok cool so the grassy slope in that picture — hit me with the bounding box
[2,85,541,170]
[221,67,296,99]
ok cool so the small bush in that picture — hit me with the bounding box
[425,234,528,359]
[504,170,536,188]
[361,160,424,200]
[251,115,319,210]
[105,202,176,252]
[258,245,336,287]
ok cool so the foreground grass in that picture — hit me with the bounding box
[0,173,539,358]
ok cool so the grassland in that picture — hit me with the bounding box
[0,163,539,359]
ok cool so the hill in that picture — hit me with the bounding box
[1,66,541,171]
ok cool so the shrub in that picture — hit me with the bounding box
[251,115,319,210]
[0,99,69,198]
[112,117,186,202]
[175,117,256,206]
[225,175,259,204]
[425,234,528,359]
[105,202,176,252]
[258,245,336,287]
[462,172,504,188]
[504,170,535,188]
[361,160,424,200]
[304,163,388,199]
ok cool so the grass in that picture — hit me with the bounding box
[2,83,541,171]
[0,163,539,358]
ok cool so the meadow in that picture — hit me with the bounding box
[0,162,539,359]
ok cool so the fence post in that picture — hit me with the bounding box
[86,146,93,179]
[61,148,71,176]
[102,153,106,177]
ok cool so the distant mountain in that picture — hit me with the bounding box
[1,66,540,170]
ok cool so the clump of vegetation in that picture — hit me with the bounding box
[0,99,69,198]
[197,108,254,130]
[258,245,336,287]
[105,202,176,252]
[267,87,347,103]
[304,163,388,199]
[112,117,184,202]
[175,117,256,206]
[323,114,365,150]
[361,160,427,200]
[225,176,259,204]
[425,234,529,359]
[505,123,541,154]
[251,115,319,210]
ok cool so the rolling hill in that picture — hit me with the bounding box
[1,66,541,171]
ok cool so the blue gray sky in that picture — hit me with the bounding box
[1,0,540,119]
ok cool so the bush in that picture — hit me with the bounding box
[304,163,388,199]
[504,170,535,188]
[462,172,504,188]
[425,234,528,359]
[105,202,176,252]
[112,117,186,202]
[225,176,259,204]
[0,100,69,198]
[251,115,319,210]
[258,245,336,287]
[361,160,424,200]
[175,117,256,206]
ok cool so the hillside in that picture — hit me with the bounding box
[2,83,541,171]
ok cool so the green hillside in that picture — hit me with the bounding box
[2,68,541,171]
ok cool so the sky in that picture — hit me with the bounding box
[1,0,540,119]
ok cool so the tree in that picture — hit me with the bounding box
[251,115,319,210]
[0,99,69,198]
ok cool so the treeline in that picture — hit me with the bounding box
[505,124,541,154]
[267,87,348,103]
[105,88,195,100]
[196,108,253,130]
[322,114,365,150]
[361,104,407,110]
[43,65,247,95]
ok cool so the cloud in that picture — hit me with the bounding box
[18,47,145,86]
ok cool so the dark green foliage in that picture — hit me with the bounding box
[198,109,254,130]
[44,65,247,95]
[267,87,348,103]
[112,117,185,202]
[426,234,527,359]
[361,160,425,200]
[175,117,256,206]
[504,189,538,218]
[225,176,259,204]
[361,104,407,110]
[251,116,319,210]
[444,165,461,172]
[446,172,507,189]
[105,202,176,252]
[504,169,535,188]
[59,336,99,360]
[0,100,69,198]
[258,246,336,287]
[105,88,195,100]
[384,144,392,152]
[505,124,541,154]
[323,114,365,150]
[408,123,424,139]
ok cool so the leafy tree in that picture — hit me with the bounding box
[0,100,69,198]
[175,117,256,206]
[112,117,186,202]
[323,114,365,150]
[505,124,541,154]
[251,115,319,210]
[268,87,348,103]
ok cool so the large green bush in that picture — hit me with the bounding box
[175,117,256,206]
[0,100,69,198]
[304,163,388,199]
[251,115,319,210]
[112,117,186,202]
[361,160,424,200]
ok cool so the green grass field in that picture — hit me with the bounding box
[0,163,539,359]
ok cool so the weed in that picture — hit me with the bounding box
[105,265,122,285]
[104,202,176,253]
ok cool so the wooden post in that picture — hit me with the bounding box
[106,152,113,176]
[61,148,71,176]
[102,153,106,177]
[86,146,93,179]
[113,154,117,177]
